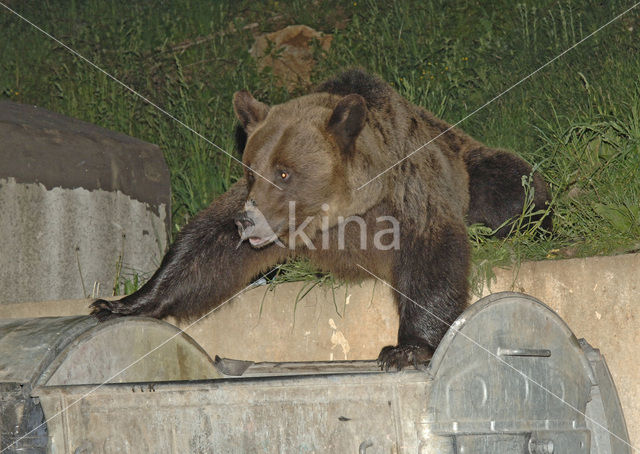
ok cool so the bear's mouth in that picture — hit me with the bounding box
[235,209,284,249]
[248,234,278,248]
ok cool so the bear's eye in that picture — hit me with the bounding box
[247,169,254,183]
[279,170,290,181]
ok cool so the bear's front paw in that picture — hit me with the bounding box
[377,344,434,371]
[90,299,128,322]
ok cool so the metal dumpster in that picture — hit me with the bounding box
[0,292,631,453]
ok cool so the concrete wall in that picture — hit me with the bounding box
[0,253,637,446]
[0,179,167,303]
[0,101,170,303]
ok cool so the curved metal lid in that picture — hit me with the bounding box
[0,316,221,387]
[426,292,595,431]
[0,316,94,386]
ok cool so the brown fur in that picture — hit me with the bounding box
[92,70,551,370]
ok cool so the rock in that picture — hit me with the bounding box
[250,25,332,90]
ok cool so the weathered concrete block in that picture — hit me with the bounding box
[0,101,170,303]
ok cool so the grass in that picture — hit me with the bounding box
[1,0,639,296]
[253,260,349,326]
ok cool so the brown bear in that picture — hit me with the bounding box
[91,69,551,370]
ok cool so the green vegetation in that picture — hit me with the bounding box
[2,0,639,295]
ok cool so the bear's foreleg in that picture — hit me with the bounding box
[377,223,470,370]
[90,179,287,321]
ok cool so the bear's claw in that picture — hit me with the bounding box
[90,299,127,322]
[377,344,433,371]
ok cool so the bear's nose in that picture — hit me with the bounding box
[234,215,255,231]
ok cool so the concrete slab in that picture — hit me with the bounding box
[0,101,170,303]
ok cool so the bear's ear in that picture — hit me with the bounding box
[233,91,270,134]
[327,94,367,153]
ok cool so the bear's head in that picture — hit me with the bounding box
[232,91,381,249]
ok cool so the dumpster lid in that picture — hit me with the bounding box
[0,316,94,386]
[0,315,221,387]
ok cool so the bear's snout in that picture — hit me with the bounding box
[234,212,257,241]
[234,205,280,248]
[234,215,255,232]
